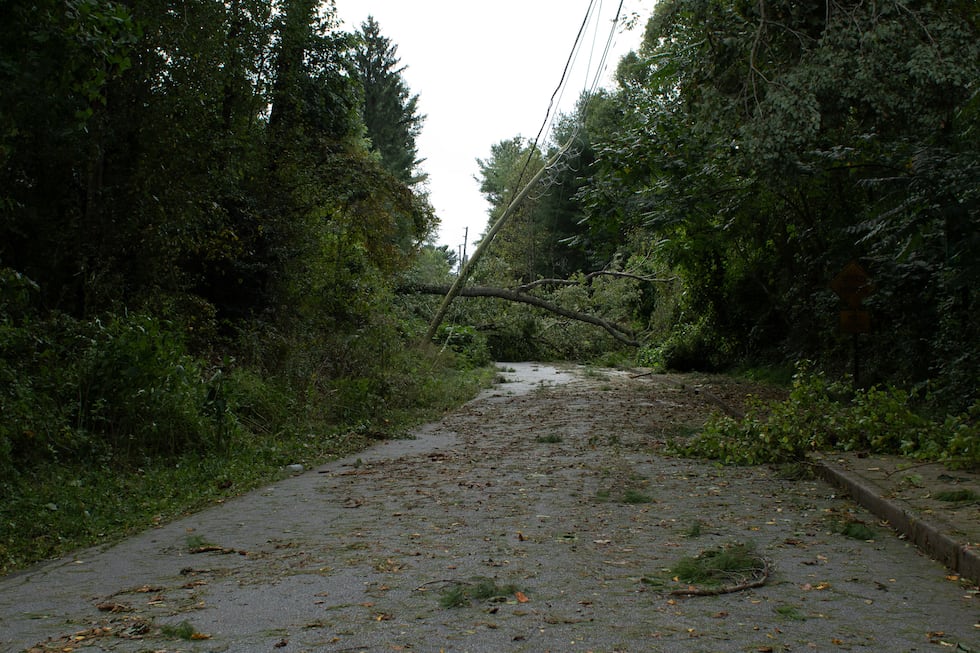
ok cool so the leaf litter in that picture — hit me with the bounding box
[8,364,978,652]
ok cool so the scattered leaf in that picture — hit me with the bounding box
[514,591,529,603]
[96,602,133,613]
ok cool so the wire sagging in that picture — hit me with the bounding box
[506,0,627,210]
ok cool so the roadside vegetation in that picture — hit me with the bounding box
[459,1,977,469]
[676,364,980,469]
[0,2,494,574]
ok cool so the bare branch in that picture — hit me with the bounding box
[517,270,677,292]
[401,283,640,347]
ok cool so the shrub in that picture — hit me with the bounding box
[675,362,979,468]
[435,324,491,368]
[640,318,734,372]
[76,313,230,457]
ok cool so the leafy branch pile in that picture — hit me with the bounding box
[676,365,979,468]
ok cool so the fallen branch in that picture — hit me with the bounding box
[189,545,245,555]
[401,283,640,347]
[517,270,677,293]
[669,560,771,597]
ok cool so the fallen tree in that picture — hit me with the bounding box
[402,283,640,347]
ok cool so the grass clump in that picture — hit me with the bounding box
[160,620,198,640]
[774,605,806,621]
[185,534,211,550]
[934,489,979,504]
[438,577,520,608]
[671,542,765,587]
[683,521,703,538]
[622,489,653,504]
[840,520,876,541]
[535,433,563,444]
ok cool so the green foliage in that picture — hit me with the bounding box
[676,363,980,468]
[621,489,653,504]
[433,324,492,369]
[76,314,230,457]
[774,605,806,621]
[573,0,979,406]
[639,318,734,372]
[438,577,520,608]
[671,542,764,587]
[0,307,232,472]
[841,521,877,541]
[350,17,426,185]
[160,621,198,640]
[934,489,979,504]
[535,433,563,444]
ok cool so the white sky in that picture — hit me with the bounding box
[334,1,650,252]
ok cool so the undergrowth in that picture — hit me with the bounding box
[0,313,495,575]
[673,363,979,469]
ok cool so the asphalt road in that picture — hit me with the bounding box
[1,363,977,652]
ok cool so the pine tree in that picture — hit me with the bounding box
[349,17,425,185]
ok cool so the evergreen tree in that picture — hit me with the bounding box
[349,17,426,185]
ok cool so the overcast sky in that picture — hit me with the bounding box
[334,1,649,252]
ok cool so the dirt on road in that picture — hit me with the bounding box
[1,363,977,652]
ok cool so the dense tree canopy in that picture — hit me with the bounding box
[469,0,977,407]
[0,0,439,479]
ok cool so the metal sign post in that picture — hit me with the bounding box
[830,262,875,386]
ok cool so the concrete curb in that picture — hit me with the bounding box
[814,457,980,584]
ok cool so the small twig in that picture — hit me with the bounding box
[415,579,469,591]
[884,460,938,478]
[189,545,245,555]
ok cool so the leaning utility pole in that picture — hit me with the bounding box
[423,139,573,344]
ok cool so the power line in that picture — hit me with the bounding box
[514,0,625,203]
[423,0,626,343]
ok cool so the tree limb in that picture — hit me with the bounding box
[422,138,575,343]
[402,283,640,347]
[517,270,677,292]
